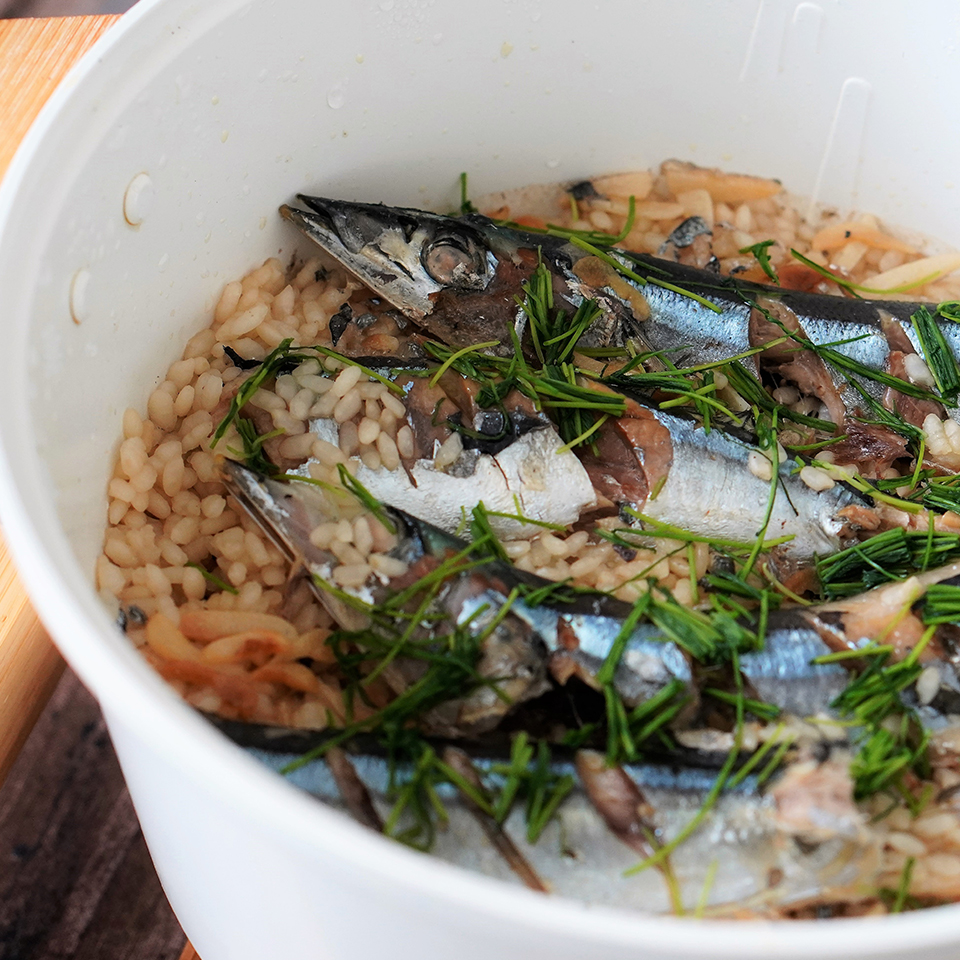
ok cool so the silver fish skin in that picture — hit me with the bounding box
[626,403,869,560]
[237,735,872,916]
[220,461,693,734]
[280,196,944,383]
[221,463,960,730]
[742,562,960,718]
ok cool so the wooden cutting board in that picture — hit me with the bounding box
[0,12,120,789]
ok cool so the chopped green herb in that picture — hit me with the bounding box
[911,305,960,403]
[790,249,938,296]
[229,418,283,475]
[211,338,298,446]
[458,171,477,215]
[936,300,960,323]
[739,239,780,284]
[830,643,932,801]
[921,475,960,514]
[694,860,720,918]
[817,528,960,598]
[921,582,960,625]
[496,195,637,250]
[185,562,239,595]
[892,857,916,914]
[704,687,781,722]
[334,463,397,535]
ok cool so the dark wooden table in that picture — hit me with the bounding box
[0,671,188,960]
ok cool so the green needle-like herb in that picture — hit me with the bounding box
[739,239,780,284]
[911,305,960,403]
[921,475,960,514]
[830,631,933,801]
[496,195,637,250]
[790,249,938,296]
[458,171,477,215]
[921,582,960,624]
[229,418,283,475]
[185,562,239,595]
[892,857,916,913]
[704,688,781,722]
[334,464,397,535]
[694,860,720,919]
[211,338,299,446]
[937,301,960,322]
[487,735,575,843]
[818,528,960,598]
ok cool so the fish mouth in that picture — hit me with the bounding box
[280,196,441,320]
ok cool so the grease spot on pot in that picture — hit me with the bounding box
[123,172,154,227]
[69,269,91,325]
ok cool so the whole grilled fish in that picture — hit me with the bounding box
[279,196,956,410]
[220,462,960,729]
[222,726,876,917]
[294,357,874,561]
[220,460,694,737]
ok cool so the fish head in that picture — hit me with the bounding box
[281,197,498,321]
[282,196,576,351]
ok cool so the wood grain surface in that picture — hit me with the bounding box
[0,14,195,960]
[0,12,119,789]
[0,672,187,960]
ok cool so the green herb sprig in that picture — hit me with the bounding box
[739,239,780,284]
[911,305,960,403]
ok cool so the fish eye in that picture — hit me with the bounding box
[421,233,488,287]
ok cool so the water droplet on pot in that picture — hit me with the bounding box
[327,80,347,109]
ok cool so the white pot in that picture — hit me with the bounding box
[1,1,959,957]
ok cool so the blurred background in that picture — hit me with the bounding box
[1,0,133,17]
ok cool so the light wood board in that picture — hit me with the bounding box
[0,12,119,787]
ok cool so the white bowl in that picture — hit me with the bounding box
[2,1,960,957]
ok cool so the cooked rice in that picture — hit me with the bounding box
[96,159,960,915]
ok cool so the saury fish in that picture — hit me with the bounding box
[214,723,874,916]
[279,196,958,412]
[220,460,694,737]
[289,359,875,562]
[220,461,960,729]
